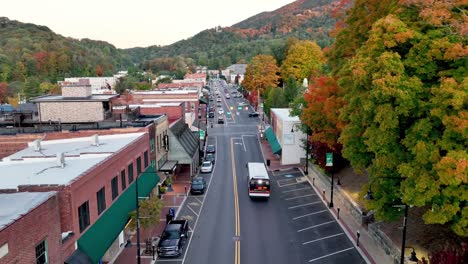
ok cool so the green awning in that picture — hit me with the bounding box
[265,127,282,155]
[199,97,208,104]
[77,167,160,263]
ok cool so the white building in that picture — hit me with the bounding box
[59,76,119,94]
[226,64,247,84]
[269,108,306,165]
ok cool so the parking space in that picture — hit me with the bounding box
[154,138,217,264]
[273,168,366,264]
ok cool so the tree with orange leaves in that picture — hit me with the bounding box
[243,55,280,108]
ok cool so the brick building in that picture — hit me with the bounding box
[0,133,161,263]
[0,192,62,264]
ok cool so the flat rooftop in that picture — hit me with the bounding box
[30,94,118,102]
[0,132,145,190]
[271,108,300,122]
[0,191,56,230]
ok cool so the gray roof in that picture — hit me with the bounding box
[226,64,247,75]
[170,119,198,157]
[30,94,118,102]
[0,191,56,230]
[0,133,145,190]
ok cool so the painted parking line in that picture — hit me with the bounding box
[302,233,345,245]
[297,220,335,232]
[186,205,199,217]
[277,180,306,188]
[281,187,311,193]
[292,210,328,220]
[308,247,354,263]
[288,201,322,209]
[285,194,316,200]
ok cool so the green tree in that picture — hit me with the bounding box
[128,195,164,232]
[337,6,467,236]
[23,77,41,99]
[243,55,280,108]
[264,87,287,117]
[283,76,300,104]
[280,40,325,82]
[114,77,136,95]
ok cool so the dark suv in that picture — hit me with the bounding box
[208,111,215,118]
[157,220,189,257]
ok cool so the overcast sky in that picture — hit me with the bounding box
[2,0,295,49]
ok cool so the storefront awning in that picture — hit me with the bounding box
[199,97,208,105]
[159,160,178,173]
[265,127,282,155]
[64,249,93,264]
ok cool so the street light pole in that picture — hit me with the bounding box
[400,204,409,264]
[305,128,310,175]
[329,168,334,208]
[135,175,141,264]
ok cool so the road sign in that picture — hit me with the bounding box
[199,130,205,140]
[326,153,333,167]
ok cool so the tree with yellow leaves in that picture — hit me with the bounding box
[280,40,325,82]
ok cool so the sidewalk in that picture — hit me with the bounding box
[257,131,393,264]
[111,168,192,264]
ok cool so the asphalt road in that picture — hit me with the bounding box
[157,79,367,264]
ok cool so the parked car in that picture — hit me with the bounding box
[201,161,213,173]
[205,153,215,164]
[190,177,207,194]
[206,144,216,153]
[249,112,259,117]
[157,220,189,257]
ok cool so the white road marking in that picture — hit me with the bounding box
[281,187,311,193]
[293,210,328,220]
[308,247,354,262]
[297,220,335,232]
[302,233,345,245]
[277,181,306,188]
[285,194,316,200]
[288,201,322,209]
[186,205,199,217]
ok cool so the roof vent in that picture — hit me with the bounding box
[56,152,65,168]
[33,139,41,151]
[91,134,100,146]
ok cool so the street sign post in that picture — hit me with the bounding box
[326,153,333,167]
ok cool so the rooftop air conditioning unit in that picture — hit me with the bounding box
[56,152,65,168]
[33,139,41,151]
[91,134,100,146]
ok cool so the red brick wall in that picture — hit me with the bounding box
[14,132,150,261]
[139,105,184,121]
[0,195,62,264]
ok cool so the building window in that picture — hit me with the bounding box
[136,157,142,174]
[121,170,127,190]
[78,201,90,233]
[96,187,106,215]
[128,163,134,183]
[150,139,155,153]
[144,151,149,168]
[111,176,119,200]
[35,240,48,264]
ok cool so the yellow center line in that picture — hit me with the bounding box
[231,139,241,264]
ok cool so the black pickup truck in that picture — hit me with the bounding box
[157,219,189,257]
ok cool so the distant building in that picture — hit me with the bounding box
[226,64,247,84]
[30,84,118,123]
[59,76,119,94]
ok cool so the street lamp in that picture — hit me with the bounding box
[135,173,141,264]
[364,177,419,264]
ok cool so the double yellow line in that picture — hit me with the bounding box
[230,139,241,264]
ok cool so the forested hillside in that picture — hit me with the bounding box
[124,0,339,70]
[0,17,132,84]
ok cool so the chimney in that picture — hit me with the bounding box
[33,139,41,151]
[56,152,65,168]
[91,134,100,146]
